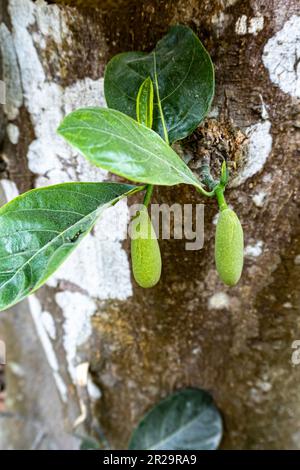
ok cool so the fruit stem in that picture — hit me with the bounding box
[199,155,218,191]
[143,184,154,207]
[215,186,228,211]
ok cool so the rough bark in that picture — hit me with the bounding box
[0,0,300,450]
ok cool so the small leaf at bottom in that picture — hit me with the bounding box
[128,388,223,450]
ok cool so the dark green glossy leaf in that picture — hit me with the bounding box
[104,25,214,144]
[0,182,138,311]
[58,107,204,189]
[128,388,223,450]
[136,77,154,128]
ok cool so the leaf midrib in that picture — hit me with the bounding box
[147,411,211,450]
[61,114,199,188]
[2,208,86,217]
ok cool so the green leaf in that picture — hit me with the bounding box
[220,160,229,187]
[128,388,223,450]
[104,25,214,144]
[136,77,154,128]
[0,182,138,311]
[58,107,204,190]
[136,78,155,207]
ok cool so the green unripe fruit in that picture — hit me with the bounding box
[215,208,244,286]
[131,206,162,288]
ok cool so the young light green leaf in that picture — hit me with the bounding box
[136,77,154,128]
[58,107,207,191]
[220,160,229,187]
[128,388,223,450]
[104,25,214,144]
[136,78,155,209]
[0,182,138,311]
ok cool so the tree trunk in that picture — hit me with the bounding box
[0,0,300,450]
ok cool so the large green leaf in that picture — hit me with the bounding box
[58,107,204,189]
[128,388,223,450]
[0,182,138,311]
[104,25,214,144]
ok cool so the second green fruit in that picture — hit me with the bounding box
[131,206,162,288]
[215,208,244,286]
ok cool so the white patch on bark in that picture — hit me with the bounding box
[207,106,219,119]
[294,254,300,265]
[55,291,97,381]
[259,94,269,120]
[256,379,272,392]
[283,302,292,309]
[8,0,45,98]
[8,362,25,377]
[87,377,102,400]
[6,123,20,144]
[262,173,272,183]
[212,212,219,225]
[294,254,300,266]
[34,0,68,44]
[211,12,231,37]
[235,14,264,35]
[208,292,231,310]
[41,311,57,340]
[224,0,238,6]
[235,15,248,35]
[75,362,89,387]
[74,361,101,399]
[28,295,68,402]
[0,179,19,201]
[263,15,300,98]
[248,16,264,35]
[0,23,23,119]
[245,241,263,257]
[252,191,266,208]
[231,120,272,187]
